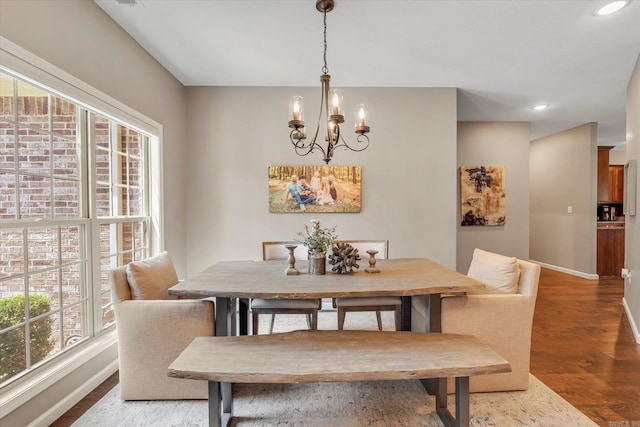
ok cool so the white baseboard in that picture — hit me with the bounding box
[1,330,118,427]
[28,359,118,427]
[622,297,640,344]
[529,260,599,280]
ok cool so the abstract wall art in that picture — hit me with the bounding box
[460,165,506,226]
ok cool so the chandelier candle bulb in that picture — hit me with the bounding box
[288,96,305,129]
[356,104,370,134]
[331,90,343,116]
[329,89,345,125]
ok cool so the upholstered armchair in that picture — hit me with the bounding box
[110,252,215,400]
[411,248,541,392]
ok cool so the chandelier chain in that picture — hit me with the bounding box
[322,9,328,75]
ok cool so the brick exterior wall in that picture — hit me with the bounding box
[1,94,146,367]
[1,95,84,354]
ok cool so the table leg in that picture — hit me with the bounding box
[422,293,442,394]
[426,293,442,333]
[214,297,235,419]
[238,298,249,335]
[215,297,234,337]
[400,296,411,331]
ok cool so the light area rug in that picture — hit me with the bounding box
[73,310,597,427]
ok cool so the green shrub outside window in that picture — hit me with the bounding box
[0,294,54,380]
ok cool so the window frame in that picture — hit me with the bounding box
[0,36,164,408]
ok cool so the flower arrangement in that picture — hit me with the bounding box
[295,219,338,256]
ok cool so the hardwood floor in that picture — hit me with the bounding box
[48,372,119,427]
[531,269,640,426]
[50,268,640,426]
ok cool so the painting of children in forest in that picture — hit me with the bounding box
[269,166,362,213]
[460,165,506,226]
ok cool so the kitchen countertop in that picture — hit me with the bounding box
[597,221,625,229]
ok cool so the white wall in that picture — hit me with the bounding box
[530,123,598,277]
[610,149,627,165]
[184,87,459,275]
[624,54,640,342]
[0,0,189,274]
[456,122,531,272]
[0,1,188,424]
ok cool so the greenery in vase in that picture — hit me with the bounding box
[295,219,338,256]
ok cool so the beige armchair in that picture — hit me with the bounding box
[110,252,215,400]
[411,249,541,392]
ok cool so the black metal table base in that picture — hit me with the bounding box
[209,294,468,426]
[207,376,470,427]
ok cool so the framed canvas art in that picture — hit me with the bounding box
[460,165,506,226]
[269,166,361,213]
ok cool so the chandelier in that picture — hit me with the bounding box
[287,0,370,165]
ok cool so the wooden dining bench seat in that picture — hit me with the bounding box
[168,330,511,427]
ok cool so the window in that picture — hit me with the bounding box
[0,70,154,385]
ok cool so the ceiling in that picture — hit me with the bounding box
[94,0,640,148]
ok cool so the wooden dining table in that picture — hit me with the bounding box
[168,257,485,412]
[168,257,485,337]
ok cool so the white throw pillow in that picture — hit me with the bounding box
[126,251,179,300]
[467,248,520,294]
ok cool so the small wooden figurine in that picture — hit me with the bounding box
[329,242,360,274]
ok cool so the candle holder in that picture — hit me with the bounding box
[285,244,299,275]
[364,249,380,274]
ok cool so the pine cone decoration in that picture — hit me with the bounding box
[329,243,360,274]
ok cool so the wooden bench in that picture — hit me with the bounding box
[167,330,511,427]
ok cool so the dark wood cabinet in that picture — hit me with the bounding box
[597,147,625,203]
[598,147,611,202]
[597,225,625,277]
[609,165,624,203]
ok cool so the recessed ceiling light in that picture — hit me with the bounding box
[532,104,549,111]
[595,1,629,16]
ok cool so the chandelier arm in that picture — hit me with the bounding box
[333,132,370,153]
[289,130,313,155]
[290,127,327,159]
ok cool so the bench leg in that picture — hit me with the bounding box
[434,376,469,427]
[208,381,221,427]
[208,381,233,427]
[455,377,470,426]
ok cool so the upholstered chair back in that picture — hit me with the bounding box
[110,266,131,304]
[262,241,309,261]
[109,251,179,304]
[336,240,389,260]
[515,259,540,297]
